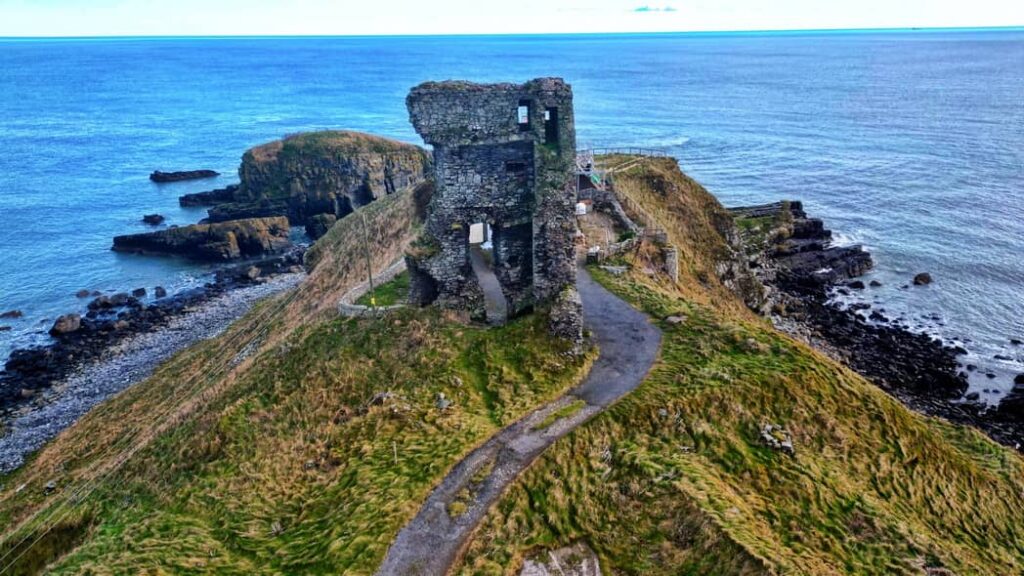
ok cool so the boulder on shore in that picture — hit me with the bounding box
[150,170,219,183]
[913,272,933,286]
[112,217,291,262]
[142,214,165,225]
[49,314,81,336]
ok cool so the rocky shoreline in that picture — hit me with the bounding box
[732,201,1024,449]
[0,271,303,473]
[0,247,306,422]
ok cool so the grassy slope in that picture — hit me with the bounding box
[356,271,410,307]
[0,182,590,574]
[454,158,1024,575]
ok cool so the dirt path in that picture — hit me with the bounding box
[469,245,509,325]
[375,268,661,576]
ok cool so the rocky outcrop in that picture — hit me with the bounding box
[178,185,238,207]
[305,213,337,240]
[142,214,165,225]
[112,217,291,261]
[150,170,219,183]
[206,198,289,223]
[195,131,429,232]
[730,201,872,294]
[731,202,969,397]
[732,201,1024,448]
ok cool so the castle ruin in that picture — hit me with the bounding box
[404,78,582,343]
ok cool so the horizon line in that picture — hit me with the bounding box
[1,25,1022,41]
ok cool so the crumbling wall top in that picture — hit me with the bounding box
[407,78,573,148]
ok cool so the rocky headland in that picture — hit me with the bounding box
[180,130,430,239]
[732,201,1024,447]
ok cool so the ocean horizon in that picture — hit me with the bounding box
[0,28,1021,399]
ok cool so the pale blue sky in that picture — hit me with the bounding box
[0,0,1021,37]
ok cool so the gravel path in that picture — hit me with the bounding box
[376,268,661,576]
[0,273,303,473]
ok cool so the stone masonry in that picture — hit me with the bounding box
[404,78,582,344]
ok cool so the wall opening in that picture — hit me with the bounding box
[517,100,531,131]
[544,107,559,144]
[468,221,491,248]
[467,221,507,325]
[505,160,528,188]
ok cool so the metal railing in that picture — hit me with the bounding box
[580,147,669,158]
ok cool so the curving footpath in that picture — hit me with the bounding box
[376,268,661,575]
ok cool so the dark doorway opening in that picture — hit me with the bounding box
[544,107,559,144]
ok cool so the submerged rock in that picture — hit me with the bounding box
[112,216,291,261]
[141,214,165,225]
[0,310,23,319]
[913,272,933,286]
[150,169,219,183]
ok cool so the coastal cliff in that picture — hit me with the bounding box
[183,131,430,239]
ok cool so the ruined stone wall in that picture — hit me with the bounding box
[404,78,582,344]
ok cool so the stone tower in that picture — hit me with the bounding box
[404,78,582,343]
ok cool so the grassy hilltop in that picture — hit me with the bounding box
[1,155,1022,575]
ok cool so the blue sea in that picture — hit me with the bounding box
[0,30,1022,398]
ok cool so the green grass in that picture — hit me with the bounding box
[0,309,590,575]
[454,269,1024,575]
[452,158,1024,576]
[533,399,587,431]
[355,270,410,307]
[6,155,1024,576]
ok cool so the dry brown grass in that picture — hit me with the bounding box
[453,157,1024,576]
